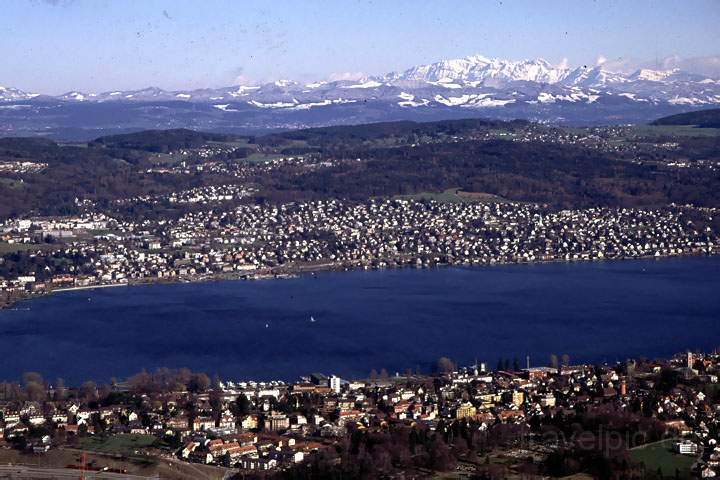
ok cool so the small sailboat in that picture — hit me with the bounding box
[310,316,316,323]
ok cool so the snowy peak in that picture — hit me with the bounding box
[0,85,39,101]
[1,54,720,115]
[273,79,298,88]
[561,66,628,88]
[630,68,680,82]
[59,91,92,101]
[388,55,570,85]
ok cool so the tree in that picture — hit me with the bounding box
[234,395,251,416]
[437,357,455,374]
[189,373,210,392]
[25,382,45,402]
[23,372,44,386]
[54,378,67,401]
[128,370,153,394]
[549,354,559,369]
[23,372,45,401]
[80,381,98,403]
[561,354,570,367]
[427,437,455,471]
[98,384,112,402]
[209,390,223,420]
[658,368,680,393]
[176,368,192,387]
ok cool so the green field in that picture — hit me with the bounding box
[396,188,509,204]
[148,151,191,166]
[629,124,720,138]
[630,439,695,479]
[0,177,28,189]
[77,434,159,456]
[0,242,48,254]
[206,139,252,147]
[562,124,720,140]
[244,152,285,163]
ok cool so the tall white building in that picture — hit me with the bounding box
[329,375,342,394]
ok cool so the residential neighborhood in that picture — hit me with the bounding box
[2,199,718,309]
[0,351,719,478]
[3,4,720,479]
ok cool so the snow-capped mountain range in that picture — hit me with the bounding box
[387,55,571,84]
[2,55,719,138]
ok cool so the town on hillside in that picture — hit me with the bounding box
[0,350,719,479]
[2,120,720,310]
[2,200,718,310]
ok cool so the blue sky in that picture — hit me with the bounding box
[2,0,719,93]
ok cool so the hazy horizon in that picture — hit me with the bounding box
[2,0,720,94]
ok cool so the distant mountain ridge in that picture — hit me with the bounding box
[2,54,720,139]
[4,54,718,104]
[652,108,720,127]
[386,55,570,84]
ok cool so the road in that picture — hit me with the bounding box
[0,464,156,479]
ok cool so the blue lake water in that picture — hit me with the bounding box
[1,256,719,384]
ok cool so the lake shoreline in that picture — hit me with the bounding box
[2,248,718,311]
[2,253,719,384]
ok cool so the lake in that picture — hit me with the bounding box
[1,256,719,384]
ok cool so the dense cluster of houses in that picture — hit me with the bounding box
[177,200,717,267]
[0,161,48,174]
[386,123,681,158]
[143,153,330,180]
[113,183,257,206]
[1,200,718,302]
[1,352,718,475]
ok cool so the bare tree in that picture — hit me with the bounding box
[55,378,67,400]
[23,372,44,387]
[549,354,559,369]
[189,373,211,392]
[437,357,455,374]
[25,382,45,402]
[128,370,153,394]
[80,381,98,403]
[98,384,112,402]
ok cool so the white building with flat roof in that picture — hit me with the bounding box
[329,375,342,394]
